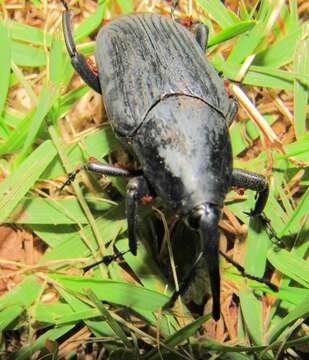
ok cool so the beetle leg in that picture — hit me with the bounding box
[163,252,203,310]
[61,0,101,94]
[231,168,269,216]
[219,250,278,291]
[82,250,130,272]
[60,160,141,191]
[194,23,209,53]
[127,177,153,255]
[226,98,238,125]
[85,161,142,177]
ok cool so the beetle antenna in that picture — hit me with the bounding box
[219,250,279,292]
[199,206,221,321]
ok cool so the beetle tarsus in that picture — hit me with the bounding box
[59,168,82,192]
[82,250,130,272]
[219,250,278,292]
[231,168,269,216]
[258,214,282,244]
[61,0,101,93]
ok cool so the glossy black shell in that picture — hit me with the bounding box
[95,13,231,137]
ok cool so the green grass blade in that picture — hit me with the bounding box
[0,21,11,117]
[49,38,68,86]
[163,314,210,347]
[0,276,42,331]
[278,187,309,237]
[86,289,132,348]
[208,21,255,47]
[239,287,263,345]
[4,19,52,46]
[268,295,309,343]
[245,216,272,277]
[293,35,309,140]
[144,315,210,359]
[14,325,75,360]
[198,0,238,29]
[11,40,46,67]
[0,110,34,155]
[49,274,169,312]
[274,137,309,163]
[15,84,58,163]
[34,302,99,324]
[0,140,57,222]
[0,306,23,332]
[267,248,309,288]
[226,22,266,64]
[239,0,250,21]
[58,288,124,337]
[7,197,88,224]
[74,0,106,41]
[40,209,125,262]
[42,127,119,180]
[212,56,296,90]
[254,27,302,67]
[59,84,89,116]
[116,238,171,294]
[117,0,134,14]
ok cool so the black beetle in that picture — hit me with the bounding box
[61,0,269,320]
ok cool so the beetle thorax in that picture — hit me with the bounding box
[132,95,233,214]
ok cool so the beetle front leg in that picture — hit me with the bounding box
[127,177,153,255]
[61,0,101,94]
[231,168,269,216]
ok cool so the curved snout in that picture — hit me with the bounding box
[189,204,221,320]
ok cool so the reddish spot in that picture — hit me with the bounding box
[142,195,154,204]
[103,19,111,26]
[181,16,193,28]
[86,57,98,75]
[127,139,133,145]
[224,79,232,97]
[236,188,245,196]
[88,156,98,162]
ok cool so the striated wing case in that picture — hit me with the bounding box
[95,13,230,136]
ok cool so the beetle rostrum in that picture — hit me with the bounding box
[61,0,269,321]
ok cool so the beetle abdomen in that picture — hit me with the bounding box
[95,14,230,137]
